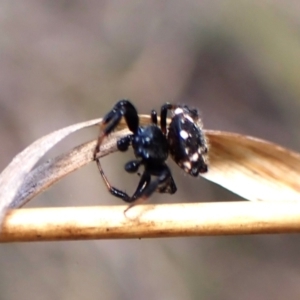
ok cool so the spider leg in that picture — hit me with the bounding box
[125,159,176,192]
[96,159,131,202]
[124,164,175,212]
[95,144,135,202]
[94,100,139,155]
[160,103,178,134]
[125,160,142,173]
[151,109,158,125]
[131,171,151,200]
[104,100,139,133]
[124,170,151,212]
[117,134,134,152]
[145,164,176,197]
[156,175,177,194]
[94,100,140,203]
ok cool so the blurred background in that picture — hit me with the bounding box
[1,1,300,299]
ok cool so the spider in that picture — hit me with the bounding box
[94,99,208,210]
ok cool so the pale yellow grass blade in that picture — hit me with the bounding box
[203,131,300,201]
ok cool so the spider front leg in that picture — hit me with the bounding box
[95,136,137,203]
[146,164,177,196]
[160,103,178,134]
[94,100,139,155]
[124,164,176,212]
[95,158,144,204]
[95,159,132,202]
[94,100,140,203]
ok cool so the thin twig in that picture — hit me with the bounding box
[2,201,300,242]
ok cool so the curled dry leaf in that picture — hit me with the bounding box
[12,129,130,209]
[0,118,101,223]
[1,115,300,228]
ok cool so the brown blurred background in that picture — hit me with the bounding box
[1,1,300,299]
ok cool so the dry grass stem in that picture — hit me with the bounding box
[2,201,300,242]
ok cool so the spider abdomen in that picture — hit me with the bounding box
[167,106,208,176]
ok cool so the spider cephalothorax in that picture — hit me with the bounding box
[94,100,208,208]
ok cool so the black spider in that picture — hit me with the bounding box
[94,99,208,210]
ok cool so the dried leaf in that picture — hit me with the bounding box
[12,129,129,209]
[0,118,102,222]
[203,131,300,201]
